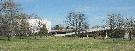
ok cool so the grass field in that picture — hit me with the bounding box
[0,37,135,51]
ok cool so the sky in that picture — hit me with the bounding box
[14,0,135,27]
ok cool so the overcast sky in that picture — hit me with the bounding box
[14,0,135,26]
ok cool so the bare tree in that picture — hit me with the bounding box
[0,0,21,40]
[15,13,30,39]
[124,17,135,40]
[106,13,125,38]
[66,11,88,36]
[0,0,30,40]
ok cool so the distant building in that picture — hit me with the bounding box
[86,27,110,32]
[28,19,51,33]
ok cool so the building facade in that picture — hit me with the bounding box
[28,19,51,33]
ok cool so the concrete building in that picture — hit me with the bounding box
[28,19,51,33]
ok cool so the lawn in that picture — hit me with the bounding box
[0,37,135,51]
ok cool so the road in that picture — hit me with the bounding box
[54,32,75,36]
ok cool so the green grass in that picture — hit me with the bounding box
[0,37,135,51]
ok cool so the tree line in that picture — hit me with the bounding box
[0,0,48,41]
[0,0,135,41]
[65,11,135,40]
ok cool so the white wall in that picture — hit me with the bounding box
[28,19,51,33]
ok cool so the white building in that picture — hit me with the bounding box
[28,19,51,33]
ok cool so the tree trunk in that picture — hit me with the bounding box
[7,34,11,41]
[105,32,108,39]
[129,33,132,41]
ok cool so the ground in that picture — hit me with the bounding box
[0,37,135,51]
